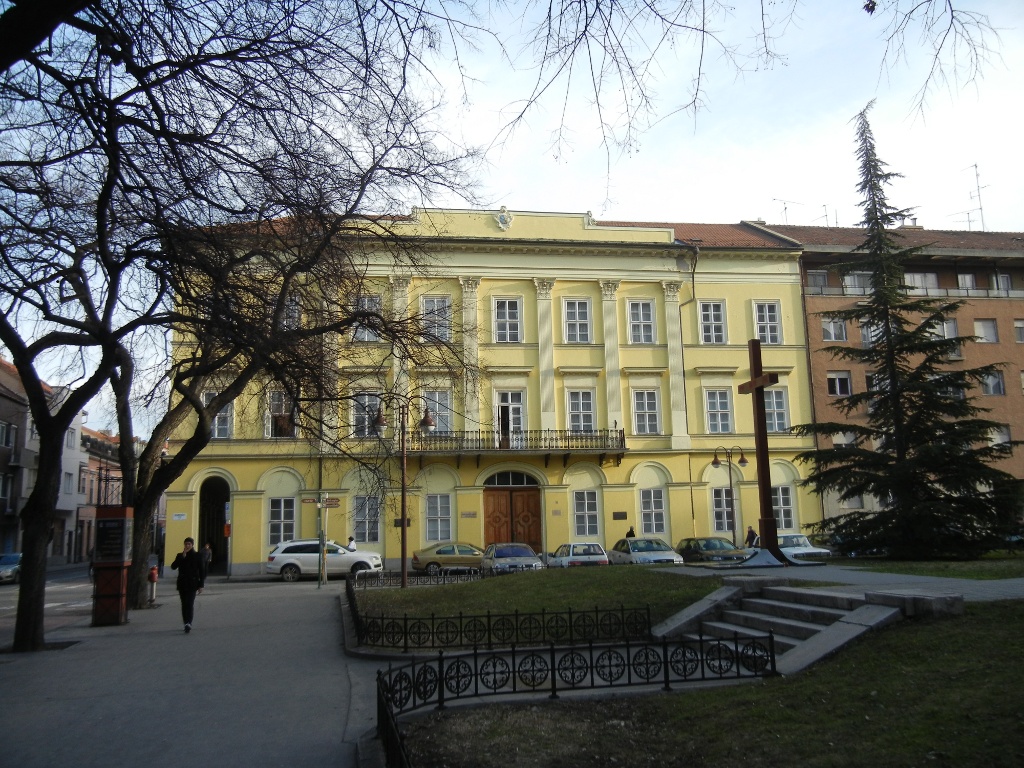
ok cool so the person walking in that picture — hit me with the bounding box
[745,526,757,548]
[171,537,205,633]
[201,542,213,573]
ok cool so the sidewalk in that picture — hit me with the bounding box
[1,576,382,768]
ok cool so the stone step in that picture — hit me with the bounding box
[694,621,801,653]
[762,585,867,611]
[720,608,828,640]
[741,596,849,626]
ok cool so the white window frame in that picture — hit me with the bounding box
[353,295,382,342]
[712,487,734,533]
[632,389,660,435]
[573,490,599,536]
[640,488,665,534]
[354,496,381,543]
[265,390,297,438]
[567,390,595,433]
[974,319,998,343]
[843,272,872,293]
[423,390,454,433]
[66,429,76,449]
[494,298,522,343]
[764,388,789,433]
[982,371,1006,396]
[269,497,296,546]
[903,272,938,294]
[699,301,726,344]
[827,372,853,397]
[426,494,452,541]
[806,271,828,289]
[422,295,452,342]
[203,391,233,439]
[957,273,976,290]
[705,389,732,434]
[754,301,782,345]
[564,298,592,343]
[281,294,301,330]
[822,317,847,341]
[353,393,382,437]
[771,485,795,529]
[628,299,655,344]
[1014,320,1024,343]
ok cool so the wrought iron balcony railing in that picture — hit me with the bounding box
[405,428,626,454]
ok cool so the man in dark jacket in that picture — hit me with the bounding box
[170,537,205,633]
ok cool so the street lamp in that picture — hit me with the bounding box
[712,446,748,546]
[373,403,436,587]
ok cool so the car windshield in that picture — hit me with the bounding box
[0,554,20,565]
[631,539,670,552]
[781,535,812,548]
[496,545,535,558]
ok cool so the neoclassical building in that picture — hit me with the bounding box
[165,209,821,574]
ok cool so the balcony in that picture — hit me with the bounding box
[806,285,1024,300]
[405,428,627,468]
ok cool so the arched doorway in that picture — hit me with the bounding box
[198,477,230,575]
[483,471,542,554]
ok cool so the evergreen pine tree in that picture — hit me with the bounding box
[793,102,1020,559]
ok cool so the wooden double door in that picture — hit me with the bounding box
[483,487,542,555]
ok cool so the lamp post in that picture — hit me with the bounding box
[374,402,435,587]
[712,446,748,546]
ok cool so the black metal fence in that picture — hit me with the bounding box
[378,633,777,719]
[351,570,480,589]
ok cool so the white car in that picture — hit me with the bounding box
[607,537,686,565]
[547,542,609,567]
[751,534,832,559]
[266,539,383,581]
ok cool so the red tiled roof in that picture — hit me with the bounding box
[599,221,794,249]
[748,224,1024,252]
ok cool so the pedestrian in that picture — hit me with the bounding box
[343,536,357,552]
[171,537,205,633]
[745,526,757,548]
[626,526,635,538]
[201,542,213,572]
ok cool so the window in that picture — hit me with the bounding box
[64,472,74,493]
[806,271,828,289]
[269,498,296,546]
[936,318,961,358]
[203,391,233,439]
[423,296,452,341]
[990,426,1011,446]
[860,320,882,348]
[841,494,864,510]
[352,393,382,437]
[640,489,665,534]
[78,464,87,494]
[957,273,976,290]
[827,372,852,397]
[843,272,872,293]
[712,487,734,533]
[426,494,452,541]
[628,300,655,344]
[764,389,789,432]
[903,272,937,293]
[1014,320,1024,343]
[564,299,591,343]
[982,372,1005,396]
[705,389,732,434]
[974,319,998,343]
[353,295,382,341]
[573,491,599,536]
[771,486,795,529]
[822,317,847,341]
[423,390,453,433]
[281,294,301,330]
[755,301,782,344]
[265,390,296,438]
[994,273,1012,292]
[354,496,381,543]
[0,474,11,504]
[700,301,726,344]
[632,390,660,434]
[66,429,76,449]
[495,298,522,343]
[0,421,12,447]
[567,390,595,433]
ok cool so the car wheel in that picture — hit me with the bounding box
[281,564,300,582]
[425,562,441,576]
[350,562,369,574]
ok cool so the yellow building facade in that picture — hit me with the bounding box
[165,209,821,575]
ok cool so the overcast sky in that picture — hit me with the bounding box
[433,1,1023,232]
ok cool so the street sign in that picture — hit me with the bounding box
[322,499,340,507]
[301,498,318,503]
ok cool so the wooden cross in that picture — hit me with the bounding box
[737,339,786,563]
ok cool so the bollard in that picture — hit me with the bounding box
[148,565,159,605]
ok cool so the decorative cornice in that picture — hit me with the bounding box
[534,278,555,298]
[600,280,620,299]
[459,277,480,295]
[661,281,681,300]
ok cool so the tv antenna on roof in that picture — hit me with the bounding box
[773,199,802,224]
[964,164,988,232]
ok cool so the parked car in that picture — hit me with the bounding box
[266,539,383,581]
[607,537,686,565]
[480,542,544,576]
[676,536,750,563]
[0,552,21,584]
[411,542,485,574]
[547,542,610,567]
[751,534,832,559]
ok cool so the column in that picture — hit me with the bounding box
[662,280,691,449]
[600,280,623,430]
[460,277,481,429]
[534,278,556,430]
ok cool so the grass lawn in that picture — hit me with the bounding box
[369,560,1024,768]
[837,554,1024,580]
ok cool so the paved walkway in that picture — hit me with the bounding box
[3,562,1023,768]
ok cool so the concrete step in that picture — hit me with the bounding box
[741,596,849,626]
[762,585,867,611]
[719,608,827,640]
[693,621,801,654]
